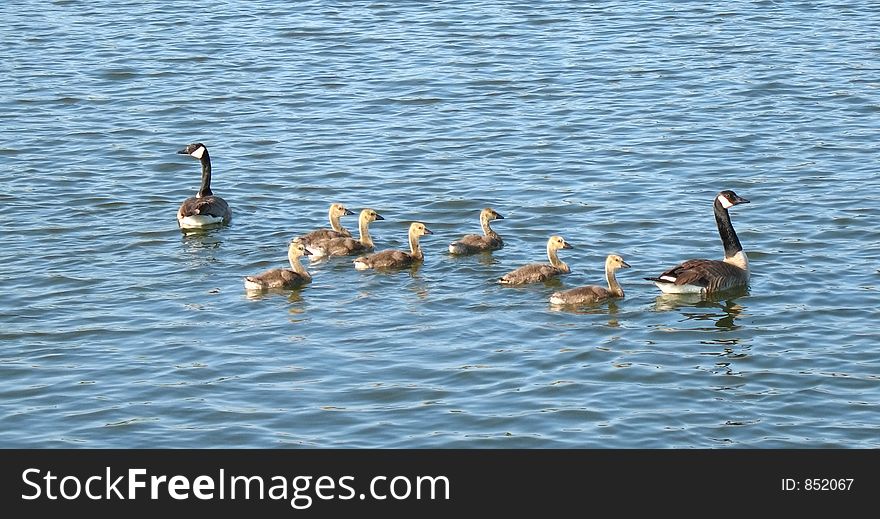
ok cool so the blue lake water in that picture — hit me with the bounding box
[1,0,878,448]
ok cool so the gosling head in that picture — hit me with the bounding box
[548,235,572,251]
[330,203,355,218]
[288,239,312,258]
[716,190,749,209]
[606,254,631,271]
[481,207,505,221]
[361,208,385,223]
[410,222,433,237]
[177,142,208,160]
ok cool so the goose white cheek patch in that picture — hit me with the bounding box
[717,195,735,209]
[190,146,206,159]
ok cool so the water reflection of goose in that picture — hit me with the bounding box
[653,292,747,330]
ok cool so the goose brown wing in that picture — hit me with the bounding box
[654,259,745,288]
[179,195,231,220]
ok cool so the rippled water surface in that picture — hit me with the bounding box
[1,1,878,448]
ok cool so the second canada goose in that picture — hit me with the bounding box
[244,239,312,290]
[309,208,385,258]
[550,254,630,305]
[646,190,751,295]
[353,222,433,270]
[448,207,505,255]
[176,143,232,229]
[498,235,572,285]
[297,203,355,248]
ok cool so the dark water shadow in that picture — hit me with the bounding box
[652,287,750,331]
[549,299,622,327]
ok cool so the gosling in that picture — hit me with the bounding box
[550,254,630,305]
[297,203,355,249]
[244,239,312,290]
[448,207,504,255]
[353,222,433,270]
[498,235,572,285]
[310,208,385,258]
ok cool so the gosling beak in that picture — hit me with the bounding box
[621,260,631,269]
[375,214,385,221]
[495,214,505,220]
[302,248,313,256]
[562,242,573,249]
[343,208,355,216]
[423,228,434,235]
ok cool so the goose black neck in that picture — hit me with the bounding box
[714,198,742,258]
[197,150,213,198]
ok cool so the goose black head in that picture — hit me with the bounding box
[178,142,208,159]
[717,190,749,209]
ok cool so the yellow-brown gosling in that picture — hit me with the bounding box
[353,222,433,270]
[498,235,572,285]
[297,203,355,249]
[244,239,312,290]
[645,190,751,295]
[550,254,630,305]
[310,208,385,258]
[176,143,232,229]
[448,207,505,255]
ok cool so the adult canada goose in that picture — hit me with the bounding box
[498,235,572,285]
[646,190,751,295]
[353,222,433,270]
[309,208,385,258]
[550,254,630,305]
[176,143,232,229]
[448,207,505,255]
[244,239,312,290]
[297,203,355,249]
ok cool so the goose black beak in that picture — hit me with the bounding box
[735,195,750,204]
[176,148,188,155]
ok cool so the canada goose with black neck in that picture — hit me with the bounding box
[646,190,751,295]
[353,222,432,270]
[550,254,630,305]
[244,239,312,290]
[498,235,572,285]
[310,208,385,258]
[176,143,232,230]
[448,207,505,255]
